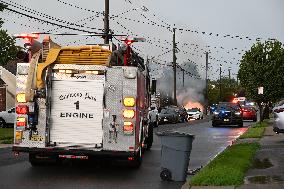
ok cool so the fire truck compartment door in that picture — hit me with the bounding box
[50,80,104,144]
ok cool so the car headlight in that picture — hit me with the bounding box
[234,111,242,116]
[213,111,219,115]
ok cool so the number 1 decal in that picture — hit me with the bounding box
[74,101,79,110]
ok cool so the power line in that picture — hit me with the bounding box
[1,1,102,33]
[55,0,103,15]
[2,4,101,34]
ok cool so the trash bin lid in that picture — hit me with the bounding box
[156,130,195,139]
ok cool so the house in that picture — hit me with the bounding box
[0,59,20,111]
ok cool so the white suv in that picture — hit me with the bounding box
[0,107,15,128]
[273,101,284,134]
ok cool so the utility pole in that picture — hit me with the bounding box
[182,69,185,87]
[228,68,231,88]
[205,52,209,115]
[173,27,177,105]
[219,65,222,102]
[104,0,110,44]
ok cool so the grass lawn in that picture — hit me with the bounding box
[0,128,14,144]
[189,142,260,186]
[239,121,268,139]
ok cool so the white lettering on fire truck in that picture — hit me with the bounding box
[60,112,94,119]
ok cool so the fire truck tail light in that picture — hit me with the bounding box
[16,105,29,114]
[16,117,27,127]
[123,97,135,107]
[16,93,26,103]
[123,122,134,134]
[123,109,135,119]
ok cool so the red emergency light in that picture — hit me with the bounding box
[13,32,40,45]
[14,33,39,40]
[16,105,29,114]
[121,37,145,46]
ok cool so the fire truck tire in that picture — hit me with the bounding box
[146,123,153,150]
[131,146,142,169]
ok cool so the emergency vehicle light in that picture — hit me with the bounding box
[16,93,26,103]
[123,122,134,134]
[123,109,135,119]
[123,97,135,107]
[16,105,29,114]
[13,33,40,40]
[16,117,27,127]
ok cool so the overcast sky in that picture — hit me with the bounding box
[1,0,284,81]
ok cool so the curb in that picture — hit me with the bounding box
[0,144,13,149]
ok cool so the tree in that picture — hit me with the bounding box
[238,40,284,121]
[0,3,20,66]
[0,30,20,66]
[208,77,240,105]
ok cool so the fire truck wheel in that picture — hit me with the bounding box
[131,147,142,169]
[146,123,153,150]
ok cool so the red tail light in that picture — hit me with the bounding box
[123,122,134,134]
[16,105,29,114]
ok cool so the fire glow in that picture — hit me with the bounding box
[184,101,204,112]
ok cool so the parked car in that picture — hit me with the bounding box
[272,100,284,133]
[187,108,203,120]
[242,106,257,122]
[0,107,15,128]
[212,102,243,127]
[157,108,179,125]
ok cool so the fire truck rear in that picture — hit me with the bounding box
[13,34,153,168]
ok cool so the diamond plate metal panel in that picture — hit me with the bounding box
[17,98,46,148]
[15,64,47,148]
[103,67,138,151]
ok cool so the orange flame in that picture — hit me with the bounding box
[184,101,204,112]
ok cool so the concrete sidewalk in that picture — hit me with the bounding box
[182,120,284,189]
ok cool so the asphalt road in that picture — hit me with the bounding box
[0,118,253,189]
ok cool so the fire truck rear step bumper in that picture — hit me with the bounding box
[13,146,135,158]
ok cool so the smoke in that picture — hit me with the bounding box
[177,62,206,107]
[155,61,206,108]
